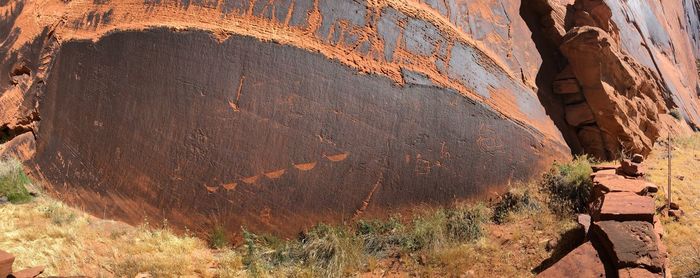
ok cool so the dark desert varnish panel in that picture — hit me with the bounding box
[34,28,566,236]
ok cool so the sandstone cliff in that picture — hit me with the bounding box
[0,0,696,236]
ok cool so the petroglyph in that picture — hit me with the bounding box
[476,122,506,154]
[352,175,384,220]
[264,169,286,179]
[241,175,259,184]
[293,161,317,171]
[222,182,237,190]
[325,152,350,162]
[33,0,558,141]
[210,151,349,193]
[228,75,245,112]
[204,184,219,193]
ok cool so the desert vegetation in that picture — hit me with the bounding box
[0,159,33,204]
[646,133,700,276]
[1,156,597,277]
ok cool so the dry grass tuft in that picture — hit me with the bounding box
[0,195,244,277]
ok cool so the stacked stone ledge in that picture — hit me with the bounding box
[0,250,44,278]
[538,155,671,277]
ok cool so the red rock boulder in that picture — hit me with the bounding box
[591,221,664,272]
[536,242,606,278]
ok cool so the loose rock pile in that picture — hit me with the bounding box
[538,155,672,277]
[0,250,43,278]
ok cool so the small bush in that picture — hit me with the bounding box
[446,203,489,241]
[242,228,263,276]
[0,159,33,204]
[300,224,363,277]
[670,108,682,120]
[209,225,229,249]
[492,187,539,224]
[356,217,406,255]
[404,211,448,251]
[41,202,77,226]
[541,156,593,216]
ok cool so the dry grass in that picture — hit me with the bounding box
[0,195,245,277]
[0,158,588,277]
[645,133,700,277]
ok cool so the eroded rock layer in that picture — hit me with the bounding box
[523,0,700,160]
[0,0,697,235]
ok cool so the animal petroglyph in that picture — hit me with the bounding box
[205,151,350,193]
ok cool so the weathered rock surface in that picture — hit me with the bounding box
[1,0,698,236]
[591,221,664,272]
[10,266,44,278]
[593,174,657,196]
[0,250,43,278]
[620,159,644,177]
[0,0,573,236]
[536,242,606,278]
[592,192,655,222]
[618,267,662,278]
[525,0,700,160]
[0,250,14,278]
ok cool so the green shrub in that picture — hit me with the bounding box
[356,217,407,255]
[670,108,682,120]
[242,228,263,277]
[404,211,448,251]
[446,203,489,241]
[541,156,593,216]
[493,187,539,224]
[209,225,229,249]
[41,201,77,225]
[0,159,33,204]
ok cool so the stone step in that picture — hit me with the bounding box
[591,221,664,273]
[591,192,655,223]
[536,242,606,277]
[593,174,658,196]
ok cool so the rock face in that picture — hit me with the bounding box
[523,0,700,160]
[0,0,698,236]
[0,0,571,236]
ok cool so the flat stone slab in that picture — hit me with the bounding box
[591,168,618,179]
[593,174,658,195]
[11,266,45,278]
[591,164,618,172]
[536,242,605,278]
[597,192,655,222]
[591,221,664,272]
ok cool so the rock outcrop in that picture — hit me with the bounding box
[523,0,700,160]
[0,0,572,236]
[0,0,698,236]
